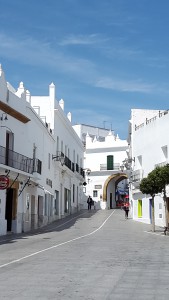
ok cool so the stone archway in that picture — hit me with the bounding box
[103,173,128,202]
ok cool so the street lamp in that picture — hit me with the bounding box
[0,113,8,121]
[122,157,135,170]
[52,151,65,166]
[120,165,125,172]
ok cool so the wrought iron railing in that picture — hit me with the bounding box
[0,145,42,174]
[76,163,79,172]
[64,156,72,170]
[71,162,75,172]
[33,158,42,174]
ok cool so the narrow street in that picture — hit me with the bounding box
[0,209,169,300]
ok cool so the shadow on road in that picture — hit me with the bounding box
[0,209,98,245]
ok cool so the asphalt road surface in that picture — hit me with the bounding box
[0,209,169,300]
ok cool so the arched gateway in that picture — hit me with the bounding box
[102,173,128,209]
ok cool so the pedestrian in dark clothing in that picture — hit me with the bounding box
[87,196,92,210]
[123,203,129,219]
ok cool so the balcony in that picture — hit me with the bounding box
[155,161,168,168]
[0,145,42,175]
[64,156,72,170]
[100,163,120,171]
[131,169,143,182]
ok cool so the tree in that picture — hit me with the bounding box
[140,167,163,232]
[158,164,169,227]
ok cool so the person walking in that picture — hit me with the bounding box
[123,202,129,219]
[87,196,92,210]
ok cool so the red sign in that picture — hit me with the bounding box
[0,175,9,190]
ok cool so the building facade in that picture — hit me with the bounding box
[73,124,129,210]
[0,65,84,236]
[128,108,169,227]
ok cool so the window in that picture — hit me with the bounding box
[45,194,48,216]
[73,184,75,203]
[61,141,63,153]
[107,155,114,170]
[93,190,98,197]
[159,203,162,209]
[48,153,50,169]
[57,136,59,152]
[64,188,71,213]
[161,145,168,160]
[55,190,59,215]
[138,155,142,167]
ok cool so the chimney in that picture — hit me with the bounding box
[59,99,64,110]
[67,112,71,122]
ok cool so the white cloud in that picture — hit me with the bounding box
[95,77,155,93]
[59,34,109,46]
[0,32,95,76]
[1,32,168,96]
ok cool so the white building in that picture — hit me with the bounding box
[0,65,84,236]
[128,108,169,227]
[30,83,85,215]
[73,124,129,210]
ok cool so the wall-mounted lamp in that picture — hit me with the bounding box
[0,113,8,121]
[52,151,65,166]
[128,157,135,163]
[84,168,91,175]
[122,157,135,170]
[86,169,91,175]
[120,165,125,172]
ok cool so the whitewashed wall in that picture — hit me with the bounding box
[0,66,84,236]
[130,108,169,227]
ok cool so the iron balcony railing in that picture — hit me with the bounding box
[33,158,42,174]
[64,157,84,177]
[76,163,79,173]
[71,162,75,172]
[64,156,72,170]
[0,145,42,174]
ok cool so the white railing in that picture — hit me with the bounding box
[100,163,120,171]
[131,169,143,182]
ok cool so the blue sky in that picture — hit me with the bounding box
[1,0,169,139]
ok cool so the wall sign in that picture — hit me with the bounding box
[0,175,9,190]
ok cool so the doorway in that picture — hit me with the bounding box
[5,188,14,232]
[38,196,43,227]
[110,193,112,209]
[31,195,36,229]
